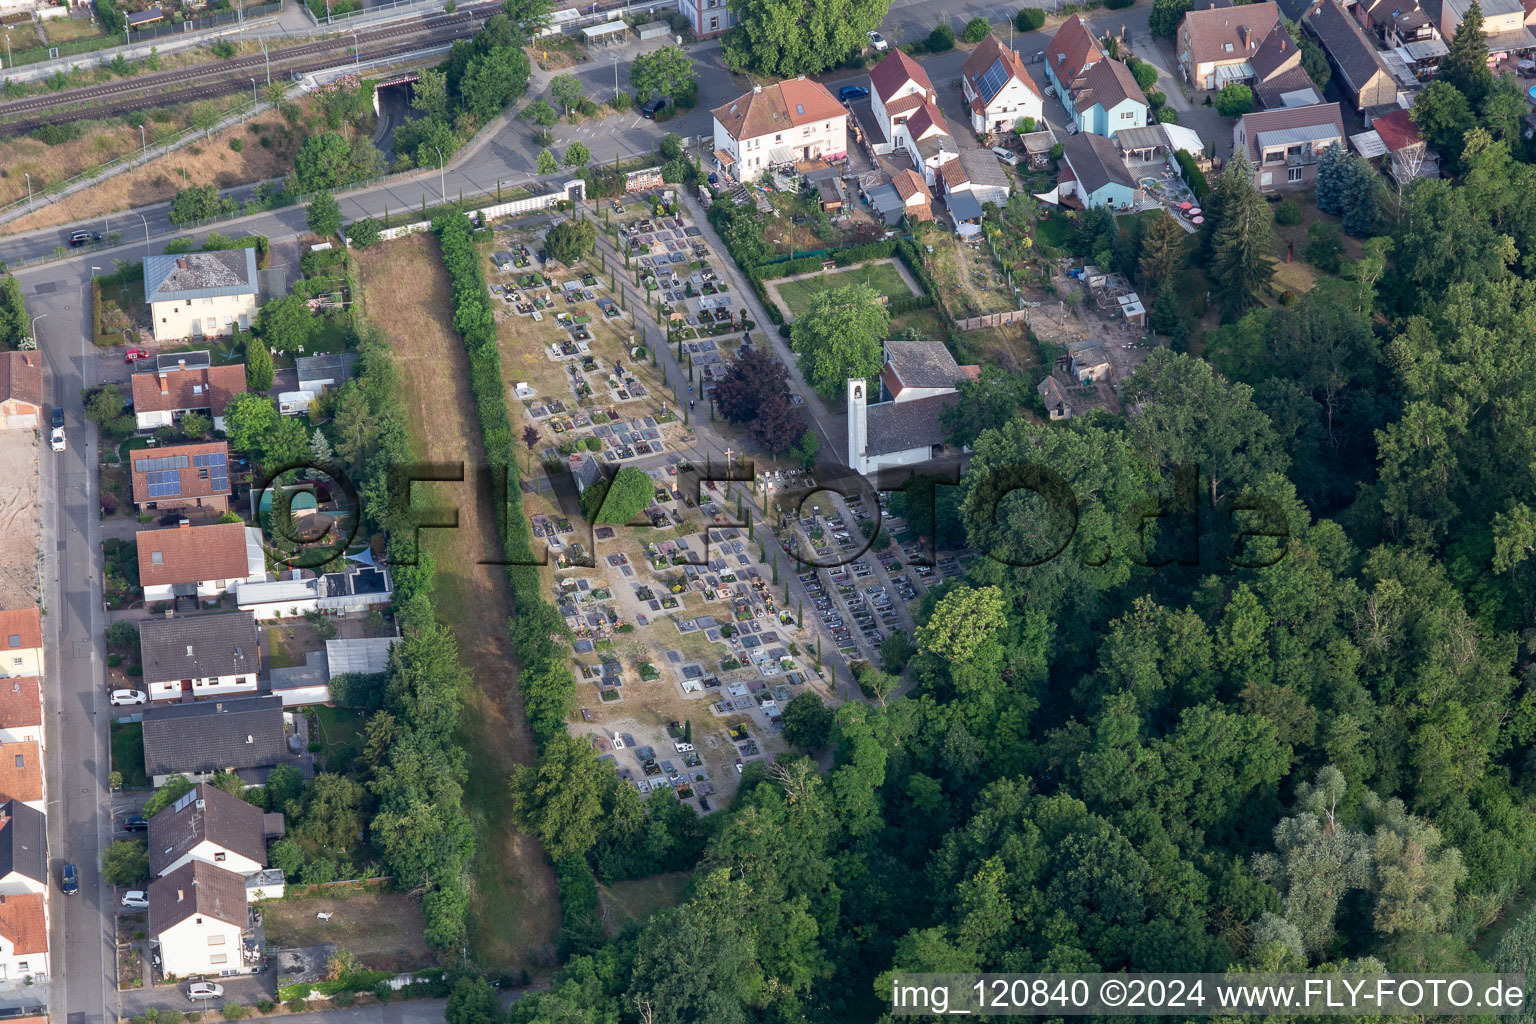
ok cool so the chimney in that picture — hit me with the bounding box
[178,519,190,529]
[752,83,762,93]
[186,645,194,657]
[175,257,188,270]
[159,373,169,396]
[177,358,187,371]
[1239,25,1251,48]
[1280,37,1288,50]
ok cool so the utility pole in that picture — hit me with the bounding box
[138,212,150,260]
[434,146,445,202]
[262,38,270,84]
[139,123,147,164]
[29,315,47,348]
[353,30,358,65]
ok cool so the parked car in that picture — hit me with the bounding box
[68,230,92,247]
[124,348,150,363]
[838,84,869,101]
[123,814,149,832]
[639,95,670,118]
[51,405,63,429]
[110,689,148,706]
[867,30,889,51]
[121,890,149,908]
[49,428,66,453]
[991,146,1020,166]
[187,983,223,1000]
[61,863,78,895]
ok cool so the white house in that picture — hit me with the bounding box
[138,612,261,702]
[0,352,42,431]
[0,677,43,748]
[140,697,291,789]
[0,892,48,984]
[960,33,1044,136]
[848,340,980,477]
[0,611,42,680]
[131,355,247,435]
[710,78,847,179]
[148,860,250,979]
[149,783,277,880]
[144,250,260,343]
[137,522,267,605]
[869,49,942,156]
[0,802,47,897]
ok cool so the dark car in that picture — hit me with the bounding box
[123,815,149,833]
[51,406,64,429]
[639,95,670,119]
[838,84,869,101]
[68,230,91,247]
[61,863,79,895]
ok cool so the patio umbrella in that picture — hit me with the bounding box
[1179,201,1193,210]
[1192,216,1205,225]
[1189,208,1202,216]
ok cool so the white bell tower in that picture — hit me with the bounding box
[847,378,868,476]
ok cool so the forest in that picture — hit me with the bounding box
[490,64,1536,1024]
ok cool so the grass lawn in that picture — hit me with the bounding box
[111,722,149,790]
[597,872,692,937]
[309,705,367,775]
[1035,214,1072,251]
[773,261,919,311]
[1118,208,1169,235]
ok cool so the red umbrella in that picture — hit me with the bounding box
[1179,201,1193,210]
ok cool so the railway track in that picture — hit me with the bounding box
[0,4,494,122]
[0,33,458,137]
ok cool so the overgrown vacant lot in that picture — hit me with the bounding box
[354,234,561,972]
[263,891,430,973]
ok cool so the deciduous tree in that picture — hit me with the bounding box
[790,281,889,400]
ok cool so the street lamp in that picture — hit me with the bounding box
[29,314,46,349]
[137,212,150,260]
[22,172,31,212]
[139,123,147,165]
[353,30,358,65]
[434,146,445,202]
[250,77,258,113]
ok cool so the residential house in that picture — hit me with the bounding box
[1423,0,1535,52]
[148,782,278,879]
[1305,0,1400,111]
[136,522,266,605]
[1352,107,1439,182]
[0,803,46,896]
[848,341,980,477]
[138,612,261,702]
[1177,1,1283,89]
[1043,15,1105,99]
[1526,0,1536,29]
[893,100,961,187]
[0,678,43,747]
[143,250,260,343]
[1059,131,1140,209]
[870,49,943,157]
[148,860,250,979]
[0,742,44,812]
[678,0,732,38]
[1356,0,1440,45]
[0,352,42,431]
[960,33,1044,136]
[1233,102,1347,189]
[129,441,235,512]
[131,357,246,434]
[710,78,847,180]
[0,892,48,984]
[1249,21,1325,107]
[0,611,42,680]
[891,169,934,222]
[1068,57,1150,137]
[140,696,289,788]
[938,148,1014,216]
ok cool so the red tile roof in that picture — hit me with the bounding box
[129,441,234,507]
[962,33,1043,101]
[904,101,950,141]
[137,522,251,589]
[870,49,934,105]
[1372,108,1422,153]
[0,893,47,955]
[1046,15,1105,86]
[711,78,845,142]
[1179,1,1281,66]
[0,678,42,731]
[0,353,42,411]
[892,168,930,201]
[131,363,246,417]
[0,610,42,653]
[0,742,43,804]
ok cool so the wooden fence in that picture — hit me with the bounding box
[953,309,1034,331]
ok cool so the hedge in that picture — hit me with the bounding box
[756,256,823,280]
[888,294,934,316]
[278,971,392,1002]
[1176,150,1210,205]
[432,211,575,751]
[554,855,604,958]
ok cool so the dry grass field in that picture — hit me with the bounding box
[262,891,433,972]
[354,234,562,973]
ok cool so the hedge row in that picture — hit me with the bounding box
[554,854,604,958]
[431,212,575,750]
[278,970,392,1002]
[888,294,934,316]
[1176,150,1211,205]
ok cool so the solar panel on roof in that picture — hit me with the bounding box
[977,59,1012,104]
[192,452,227,468]
[145,469,183,498]
[134,455,189,473]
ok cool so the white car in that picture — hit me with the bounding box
[121,891,149,908]
[187,983,223,1000]
[867,30,889,51]
[49,428,66,452]
[991,146,1021,166]
[109,689,147,706]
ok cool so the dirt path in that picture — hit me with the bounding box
[354,235,561,973]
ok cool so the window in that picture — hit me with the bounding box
[195,917,203,925]
[13,755,21,768]
[209,933,226,944]
[210,953,228,965]
[16,962,25,972]
[1266,150,1285,163]
[709,15,717,28]
[1120,110,1135,119]
[199,468,209,481]
[214,851,227,862]
[1288,166,1304,182]
[10,659,19,668]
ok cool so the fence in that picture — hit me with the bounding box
[279,874,392,899]
[128,1,282,42]
[360,179,583,242]
[953,308,1035,331]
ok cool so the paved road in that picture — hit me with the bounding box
[32,250,114,1024]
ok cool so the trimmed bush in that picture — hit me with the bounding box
[1015,7,1045,30]
[1274,199,1302,226]
[963,16,990,42]
[927,23,956,51]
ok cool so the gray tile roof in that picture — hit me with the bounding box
[1073,58,1149,114]
[149,859,248,933]
[1306,0,1392,96]
[295,353,357,389]
[139,613,260,686]
[885,340,964,390]
[144,249,259,304]
[148,782,271,877]
[1064,131,1138,195]
[865,394,960,456]
[141,696,287,780]
[0,801,45,886]
[958,147,1013,190]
